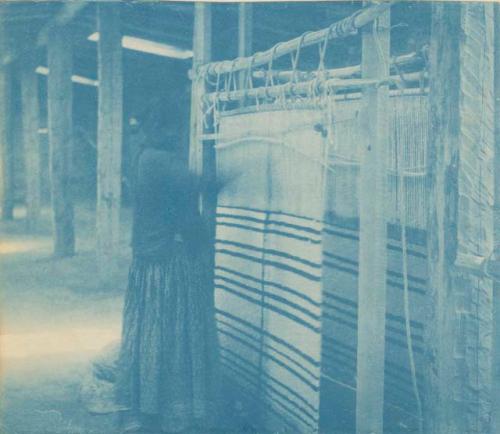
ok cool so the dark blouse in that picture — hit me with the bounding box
[131,149,209,260]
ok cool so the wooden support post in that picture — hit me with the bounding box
[491,4,500,433]
[0,16,14,220]
[238,3,252,91]
[189,2,213,234]
[424,4,461,434]
[21,52,41,230]
[188,3,215,296]
[355,9,390,434]
[47,24,75,257]
[96,3,123,283]
[238,4,252,57]
[189,2,211,177]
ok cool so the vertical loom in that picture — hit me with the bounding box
[188,2,497,433]
[192,3,428,433]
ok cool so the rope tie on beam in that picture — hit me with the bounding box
[243,54,256,102]
[290,32,309,84]
[265,43,281,100]
[336,9,361,38]
[392,57,410,87]
[317,27,331,77]
[288,33,309,101]
[200,69,213,130]
[213,71,222,130]
[225,59,238,102]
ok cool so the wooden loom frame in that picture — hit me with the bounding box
[189,2,500,434]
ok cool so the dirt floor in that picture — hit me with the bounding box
[0,203,131,434]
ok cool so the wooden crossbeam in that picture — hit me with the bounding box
[202,2,391,77]
[251,50,425,83]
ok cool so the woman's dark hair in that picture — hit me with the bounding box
[141,105,181,153]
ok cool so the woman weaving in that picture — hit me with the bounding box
[83,112,225,433]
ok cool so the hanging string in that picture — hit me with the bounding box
[279,79,288,109]
[223,71,230,104]
[320,87,332,219]
[231,61,239,94]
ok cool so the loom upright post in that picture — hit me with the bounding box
[424,3,462,433]
[491,4,500,433]
[188,3,215,258]
[355,7,390,434]
[189,2,211,177]
[96,3,123,283]
[47,23,75,257]
[238,3,252,92]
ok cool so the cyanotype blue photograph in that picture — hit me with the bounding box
[0,1,499,433]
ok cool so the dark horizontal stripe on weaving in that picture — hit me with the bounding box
[323,292,357,309]
[324,251,428,286]
[215,284,320,332]
[216,221,321,244]
[216,248,321,282]
[323,211,428,247]
[216,265,321,308]
[386,336,424,354]
[219,205,321,227]
[323,261,427,295]
[220,353,319,429]
[323,301,358,321]
[322,336,357,354]
[217,319,320,381]
[218,327,320,392]
[216,239,322,271]
[322,297,424,330]
[221,359,303,430]
[215,274,319,321]
[322,347,424,387]
[323,229,427,258]
[215,308,320,367]
[322,308,423,343]
[220,346,319,417]
[216,212,321,237]
[322,313,358,330]
[218,206,427,246]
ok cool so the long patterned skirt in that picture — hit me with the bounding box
[83,241,221,433]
